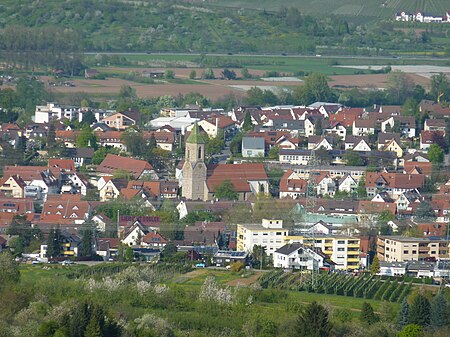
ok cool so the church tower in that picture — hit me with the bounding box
[182,122,207,200]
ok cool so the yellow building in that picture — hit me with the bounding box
[284,235,360,270]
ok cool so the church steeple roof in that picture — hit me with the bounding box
[187,122,206,144]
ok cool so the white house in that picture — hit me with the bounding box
[273,243,334,271]
[35,103,80,124]
[338,174,357,194]
[379,261,407,277]
[242,137,265,158]
[121,223,147,246]
[352,120,375,136]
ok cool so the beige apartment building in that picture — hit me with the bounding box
[237,219,289,256]
[377,236,450,262]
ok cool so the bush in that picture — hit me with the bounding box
[230,261,245,272]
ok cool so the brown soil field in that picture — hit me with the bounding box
[40,72,431,100]
[329,73,431,89]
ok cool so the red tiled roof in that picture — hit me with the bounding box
[366,172,425,189]
[206,163,268,193]
[403,162,433,176]
[358,201,397,215]
[142,232,168,244]
[3,166,49,182]
[420,130,444,144]
[97,154,153,179]
[329,108,364,127]
[279,170,307,194]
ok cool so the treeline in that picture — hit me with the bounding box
[0,25,83,75]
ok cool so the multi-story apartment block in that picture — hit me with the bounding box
[284,235,361,270]
[377,236,450,262]
[237,219,289,256]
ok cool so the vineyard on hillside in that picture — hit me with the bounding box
[259,270,414,303]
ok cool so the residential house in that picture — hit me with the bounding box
[381,116,416,138]
[274,243,335,270]
[325,122,346,140]
[337,174,357,194]
[0,175,26,198]
[121,222,147,246]
[424,119,446,134]
[279,170,307,199]
[377,133,401,150]
[92,213,113,233]
[237,219,289,256]
[242,137,265,158]
[312,172,336,197]
[97,154,158,180]
[141,232,168,249]
[40,231,82,258]
[307,136,333,150]
[329,107,364,128]
[34,103,80,124]
[395,190,422,214]
[383,138,403,158]
[213,251,249,267]
[41,194,91,225]
[101,109,140,130]
[365,172,425,198]
[185,115,235,138]
[98,178,128,202]
[284,235,361,270]
[419,100,450,119]
[379,261,407,276]
[344,136,371,151]
[68,148,94,167]
[279,149,314,166]
[420,131,443,150]
[95,130,126,150]
[352,119,376,136]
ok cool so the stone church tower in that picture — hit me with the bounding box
[182,122,207,200]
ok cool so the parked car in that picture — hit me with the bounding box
[195,263,205,268]
[61,260,73,266]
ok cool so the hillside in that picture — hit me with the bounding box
[0,0,448,61]
[197,0,450,24]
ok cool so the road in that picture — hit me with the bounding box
[84,51,450,62]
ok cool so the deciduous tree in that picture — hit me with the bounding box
[295,301,331,337]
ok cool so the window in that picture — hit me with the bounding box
[403,250,408,254]
[337,240,345,244]
[337,248,345,251]
[412,250,417,254]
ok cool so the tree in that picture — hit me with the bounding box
[370,255,380,275]
[125,246,134,262]
[81,110,96,127]
[164,69,175,79]
[0,251,20,290]
[430,73,450,103]
[80,229,93,258]
[357,176,367,198]
[292,73,333,105]
[430,291,448,328]
[397,324,423,337]
[360,302,378,325]
[241,68,251,79]
[344,150,365,166]
[252,245,266,270]
[428,144,444,164]
[386,71,415,104]
[222,68,236,80]
[189,70,196,79]
[46,227,61,259]
[295,301,331,337]
[415,200,436,221]
[202,68,215,79]
[215,180,238,200]
[76,126,98,149]
[242,111,253,132]
[398,298,410,327]
[121,130,146,156]
[268,145,279,159]
[409,294,431,326]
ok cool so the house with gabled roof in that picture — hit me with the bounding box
[101,109,141,130]
[0,175,26,198]
[424,119,446,134]
[97,154,157,180]
[344,135,371,151]
[307,136,333,150]
[352,119,376,136]
[141,232,168,249]
[121,222,147,246]
[279,170,307,199]
[98,178,128,202]
[381,116,416,138]
[324,122,346,140]
[242,137,265,157]
[337,174,357,194]
[311,172,336,197]
[395,190,422,213]
[274,243,335,271]
[206,163,269,201]
[365,172,425,198]
[383,138,403,158]
[41,194,91,225]
[420,130,443,150]
[419,100,450,119]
